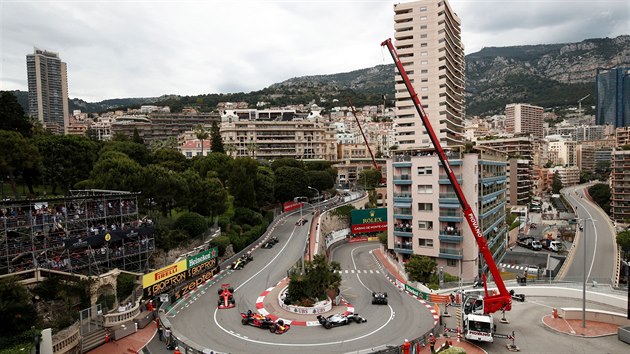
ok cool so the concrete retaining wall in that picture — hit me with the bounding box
[561,308,630,326]
[505,285,627,309]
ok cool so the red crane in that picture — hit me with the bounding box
[381,38,511,314]
[348,100,381,176]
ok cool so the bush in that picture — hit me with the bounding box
[217,215,231,231]
[209,235,231,256]
[96,294,115,311]
[173,212,208,239]
[33,277,61,301]
[232,207,264,226]
[116,273,137,301]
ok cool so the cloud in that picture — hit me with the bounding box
[1,0,627,101]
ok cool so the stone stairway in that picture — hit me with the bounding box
[81,327,107,353]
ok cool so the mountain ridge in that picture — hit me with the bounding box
[7,35,629,117]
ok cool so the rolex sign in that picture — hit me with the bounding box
[351,208,387,234]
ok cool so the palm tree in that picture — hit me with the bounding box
[194,125,209,156]
[246,142,258,158]
[224,144,236,157]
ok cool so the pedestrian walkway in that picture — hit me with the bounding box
[542,315,619,337]
[87,322,156,354]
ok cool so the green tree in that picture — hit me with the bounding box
[101,140,151,166]
[357,168,382,190]
[228,158,258,209]
[274,166,309,202]
[0,277,39,336]
[173,212,208,240]
[377,231,387,245]
[132,127,144,144]
[271,158,304,171]
[34,134,98,194]
[255,166,275,207]
[330,204,355,224]
[210,121,224,153]
[194,124,209,156]
[192,152,233,185]
[405,255,437,283]
[594,160,611,180]
[616,230,630,255]
[141,165,188,216]
[116,273,137,301]
[551,171,563,194]
[306,170,335,194]
[588,183,611,215]
[286,254,341,304]
[152,148,189,172]
[0,130,41,197]
[206,177,228,220]
[86,151,144,192]
[0,91,33,137]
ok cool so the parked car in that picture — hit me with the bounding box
[549,241,562,252]
[531,240,543,251]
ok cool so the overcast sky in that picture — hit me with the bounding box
[1,0,627,102]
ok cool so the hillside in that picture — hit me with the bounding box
[9,35,629,117]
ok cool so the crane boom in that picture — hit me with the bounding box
[381,38,511,314]
[349,100,379,171]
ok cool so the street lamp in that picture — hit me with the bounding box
[307,186,320,203]
[579,217,596,329]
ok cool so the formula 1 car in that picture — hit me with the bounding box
[240,310,290,334]
[232,253,253,270]
[261,237,279,249]
[372,291,388,305]
[316,312,367,329]
[217,284,235,309]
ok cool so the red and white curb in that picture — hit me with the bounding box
[255,280,354,327]
[370,250,440,326]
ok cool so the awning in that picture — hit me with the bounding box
[394,202,412,208]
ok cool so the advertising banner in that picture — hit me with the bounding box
[143,258,218,298]
[186,247,218,268]
[65,226,154,250]
[172,262,220,301]
[142,260,187,289]
[348,236,369,243]
[351,208,387,234]
[283,201,304,213]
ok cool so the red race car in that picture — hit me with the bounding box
[240,310,290,334]
[217,284,235,309]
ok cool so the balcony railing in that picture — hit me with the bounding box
[439,248,463,259]
[393,192,413,198]
[395,243,413,250]
[393,175,411,180]
[393,208,412,215]
[394,226,413,233]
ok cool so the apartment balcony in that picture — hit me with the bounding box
[438,192,459,204]
[439,210,463,222]
[393,175,412,185]
[393,227,413,238]
[439,228,462,243]
[393,192,412,202]
[438,174,463,185]
[393,155,412,167]
[439,248,463,260]
[394,243,414,254]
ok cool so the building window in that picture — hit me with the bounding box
[417,166,433,175]
[447,259,457,267]
[418,202,433,211]
[420,16,427,20]
[420,25,427,29]
[186,152,192,157]
[420,6,427,11]
[417,184,433,193]
[419,238,433,247]
[421,60,428,65]
[418,220,433,229]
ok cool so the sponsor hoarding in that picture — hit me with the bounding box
[283,201,304,212]
[351,208,387,234]
[143,258,218,298]
[187,247,218,268]
[142,260,187,289]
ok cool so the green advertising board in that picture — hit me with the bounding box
[351,208,388,234]
[187,247,219,268]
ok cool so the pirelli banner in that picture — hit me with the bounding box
[351,208,387,234]
[142,247,219,299]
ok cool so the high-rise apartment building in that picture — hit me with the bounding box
[392,0,465,149]
[611,127,630,222]
[26,49,69,134]
[505,103,544,139]
[596,67,630,128]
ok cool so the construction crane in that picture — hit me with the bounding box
[348,99,385,185]
[381,38,519,342]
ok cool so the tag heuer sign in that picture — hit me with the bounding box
[351,208,387,234]
[104,233,111,242]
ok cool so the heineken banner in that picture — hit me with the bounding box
[351,208,387,234]
[142,247,219,298]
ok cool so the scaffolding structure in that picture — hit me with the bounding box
[0,190,154,276]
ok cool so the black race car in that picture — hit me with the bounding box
[372,291,388,305]
[316,312,367,329]
[262,237,279,249]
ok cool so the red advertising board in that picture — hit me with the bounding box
[283,201,304,212]
[351,221,387,234]
[348,236,369,243]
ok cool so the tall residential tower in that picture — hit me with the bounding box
[392,0,465,149]
[26,49,69,134]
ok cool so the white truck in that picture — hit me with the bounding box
[462,295,496,343]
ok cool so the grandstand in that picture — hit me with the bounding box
[0,190,154,276]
